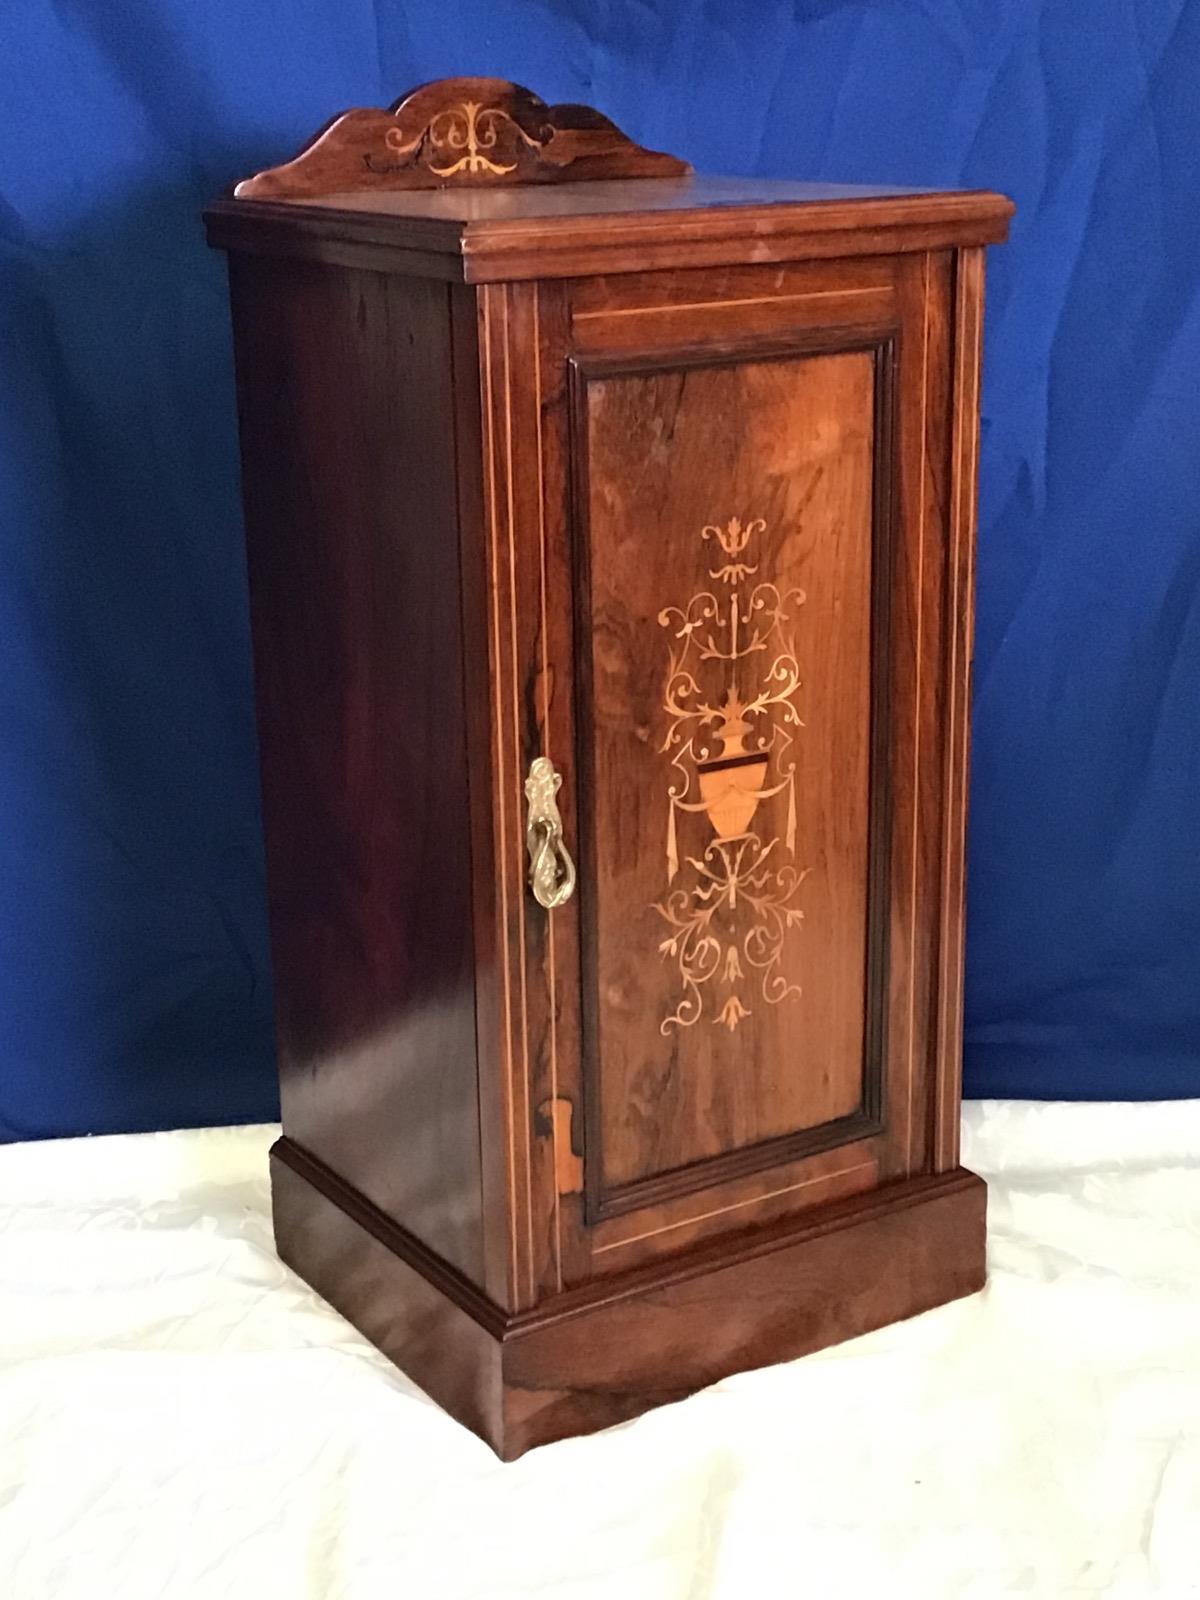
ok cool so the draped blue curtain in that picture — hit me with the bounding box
[2,2,1197,1139]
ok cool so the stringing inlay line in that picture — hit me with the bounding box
[532,285,563,1293]
[482,290,519,1301]
[592,1159,878,1252]
[906,253,932,1172]
[502,285,536,1304]
[573,286,886,321]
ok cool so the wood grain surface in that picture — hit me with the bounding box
[228,257,488,1286]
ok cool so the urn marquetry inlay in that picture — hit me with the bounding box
[654,513,807,1035]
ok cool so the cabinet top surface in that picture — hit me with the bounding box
[237,174,997,223]
[206,175,1012,281]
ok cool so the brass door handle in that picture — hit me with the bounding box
[525,757,576,910]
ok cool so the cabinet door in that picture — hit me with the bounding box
[476,251,979,1302]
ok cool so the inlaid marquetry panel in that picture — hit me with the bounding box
[570,342,893,1207]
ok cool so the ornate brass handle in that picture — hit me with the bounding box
[525,757,576,910]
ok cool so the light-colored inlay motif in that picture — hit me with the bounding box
[653,516,809,1034]
[419,101,532,177]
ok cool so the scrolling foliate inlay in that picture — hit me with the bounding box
[653,516,809,1035]
[376,101,535,179]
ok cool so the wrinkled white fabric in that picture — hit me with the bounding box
[1,1103,1198,1599]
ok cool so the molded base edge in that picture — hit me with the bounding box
[270,1137,986,1460]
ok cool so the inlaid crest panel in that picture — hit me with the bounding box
[233,77,688,199]
[570,343,893,1205]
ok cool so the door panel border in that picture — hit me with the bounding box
[564,328,899,1224]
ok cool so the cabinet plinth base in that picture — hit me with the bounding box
[270,1138,986,1460]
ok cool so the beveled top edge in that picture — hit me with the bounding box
[204,178,1014,280]
[208,176,1013,237]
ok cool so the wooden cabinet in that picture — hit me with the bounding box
[206,77,1012,1459]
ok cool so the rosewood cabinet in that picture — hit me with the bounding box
[206,77,1013,1459]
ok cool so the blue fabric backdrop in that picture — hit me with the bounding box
[2,2,1198,1140]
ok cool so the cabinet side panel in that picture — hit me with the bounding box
[227,255,485,1284]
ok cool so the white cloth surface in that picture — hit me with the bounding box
[1,1101,1198,1599]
